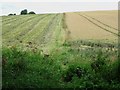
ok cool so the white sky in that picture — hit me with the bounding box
[0,0,119,16]
[0,0,119,2]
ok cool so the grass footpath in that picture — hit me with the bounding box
[2,45,120,89]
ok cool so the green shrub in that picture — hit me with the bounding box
[91,49,120,84]
[102,60,120,82]
[63,65,86,82]
[91,50,108,73]
[2,47,27,72]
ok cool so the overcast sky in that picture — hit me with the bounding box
[0,0,119,16]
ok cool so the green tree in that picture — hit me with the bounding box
[20,9,27,15]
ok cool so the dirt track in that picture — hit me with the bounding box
[65,12,118,41]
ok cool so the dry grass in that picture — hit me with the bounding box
[65,11,118,42]
[80,10,118,30]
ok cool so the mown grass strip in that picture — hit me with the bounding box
[3,15,47,44]
[20,14,53,42]
[2,15,34,25]
[36,14,58,45]
[42,14,64,52]
[2,15,38,35]
[2,15,20,22]
[49,14,65,52]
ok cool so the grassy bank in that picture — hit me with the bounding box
[2,45,120,89]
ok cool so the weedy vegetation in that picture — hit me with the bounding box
[2,11,120,89]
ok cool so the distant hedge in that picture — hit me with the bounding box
[28,11,36,14]
[8,9,36,16]
[8,13,16,16]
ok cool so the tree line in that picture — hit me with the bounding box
[8,9,36,16]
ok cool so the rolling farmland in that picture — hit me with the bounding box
[2,10,118,51]
[2,10,119,88]
[2,14,65,54]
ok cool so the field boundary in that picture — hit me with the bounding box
[62,13,71,42]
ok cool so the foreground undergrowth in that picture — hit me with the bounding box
[2,45,120,89]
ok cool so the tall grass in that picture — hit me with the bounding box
[2,46,120,89]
